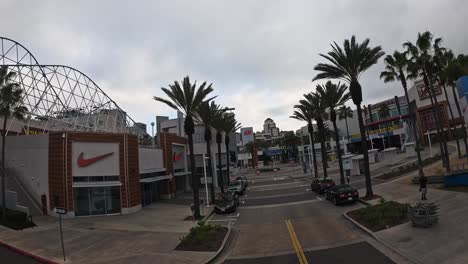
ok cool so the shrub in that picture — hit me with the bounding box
[180,221,223,244]
[348,201,409,231]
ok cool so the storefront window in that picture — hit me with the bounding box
[73,186,121,216]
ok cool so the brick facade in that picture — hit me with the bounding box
[48,132,140,213]
[159,132,188,194]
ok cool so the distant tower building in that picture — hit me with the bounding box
[263,118,277,136]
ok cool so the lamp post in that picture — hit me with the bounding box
[151,122,155,148]
[202,153,210,207]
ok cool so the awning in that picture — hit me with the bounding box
[140,175,171,183]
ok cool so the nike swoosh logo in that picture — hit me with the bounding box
[77,152,114,167]
[174,152,184,161]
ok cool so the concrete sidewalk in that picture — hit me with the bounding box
[0,203,215,264]
[357,162,468,264]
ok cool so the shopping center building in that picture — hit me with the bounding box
[0,37,190,218]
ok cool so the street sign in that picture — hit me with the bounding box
[55,207,67,215]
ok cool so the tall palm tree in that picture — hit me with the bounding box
[305,92,329,178]
[1,66,28,222]
[380,50,424,176]
[338,105,353,145]
[435,48,467,158]
[195,101,225,202]
[378,104,391,148]
[212,114,226,193]
[443,53,468,157]
[405,31,450,172]
[313,36,384,198]
[221,113,241,184]
[317,81,350,184]
[154,76,214,218]
[291,102,319,177]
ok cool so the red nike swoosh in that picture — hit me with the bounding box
[173,152,183,161]
[77,152,114,167]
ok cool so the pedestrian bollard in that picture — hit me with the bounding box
[190,203,195,221]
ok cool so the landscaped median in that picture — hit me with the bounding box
[175,221,232,264]
[346,200,409,232]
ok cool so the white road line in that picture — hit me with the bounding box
[316,196,322,201]
[226,213,240,218]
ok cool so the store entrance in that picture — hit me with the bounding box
[141,182,160,206]
[74,186,121,216]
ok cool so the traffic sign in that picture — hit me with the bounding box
[55,207,67,215]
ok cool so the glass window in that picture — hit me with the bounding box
[90,187,106,215]
[74,187,90,216]
[106,187,121,214]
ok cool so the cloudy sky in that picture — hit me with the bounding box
[2,0,467,133]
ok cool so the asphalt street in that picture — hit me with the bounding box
[215,165,399,264]
[0,245,40,264]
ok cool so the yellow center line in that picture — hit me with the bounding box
[285,219,309,264]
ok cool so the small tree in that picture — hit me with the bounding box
[1,66,28,222]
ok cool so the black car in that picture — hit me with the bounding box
[227,180,245,195]
[214,192,239,214]
[325,184,359,205]
[236,176,248,188]
[311,178,336,194]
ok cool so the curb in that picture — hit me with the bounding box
[343,212,420,264]
[357,199,371,206]
[202,225,233,264]
[201,207,215,222]
[0,239,59,264]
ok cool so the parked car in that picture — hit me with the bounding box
[311,178,336,194]
[325,184,359,205]
[214,192,239,214]
[227,180,245,195]
[236,176,249,187]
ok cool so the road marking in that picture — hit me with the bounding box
[226,213,240,218]
[285,220,308,264]
[316,196,322,201]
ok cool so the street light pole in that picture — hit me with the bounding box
[151,122,155,148]
[203,153,210,207]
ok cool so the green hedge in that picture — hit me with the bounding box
[347,201,409,232]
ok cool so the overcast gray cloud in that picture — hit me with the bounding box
[1,0,468,132]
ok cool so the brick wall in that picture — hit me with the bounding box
[159,133,188,194]
[48,132,140,212]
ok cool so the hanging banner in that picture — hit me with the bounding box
[241,127,254,143]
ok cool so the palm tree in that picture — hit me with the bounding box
[380,50,424,176]
[195,101,225,202]
[338,105,353,145]
[305,92,329,178]
[443,53,468,157]
[313,36,384,198]
[1,66,28,222]
[212,114,226,193]
[221,113,241,184]
[241,140,267,167]
[317,81,350,184]
[154,76,214,218]
[291,102,319,177]
[435,48,467,158]
[405,31,450,171]
[378,104,391,148]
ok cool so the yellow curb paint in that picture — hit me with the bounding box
[285,220,308,264]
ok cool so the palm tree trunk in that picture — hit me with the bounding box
[442,83,461,158]
[356,105,373,198]
[424,70,450,172]
[1,116,7,222]
[216,133,224,193]
[187,132,201,219]
[451,84,468,157]
[205,139,215,202]
[225,142,230,185]
[307,122,319,177]
[331,117,345,183]
[317,119,328,178]
[386,122,390,148]
[400,77,424,176]
[345,117,350,144]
